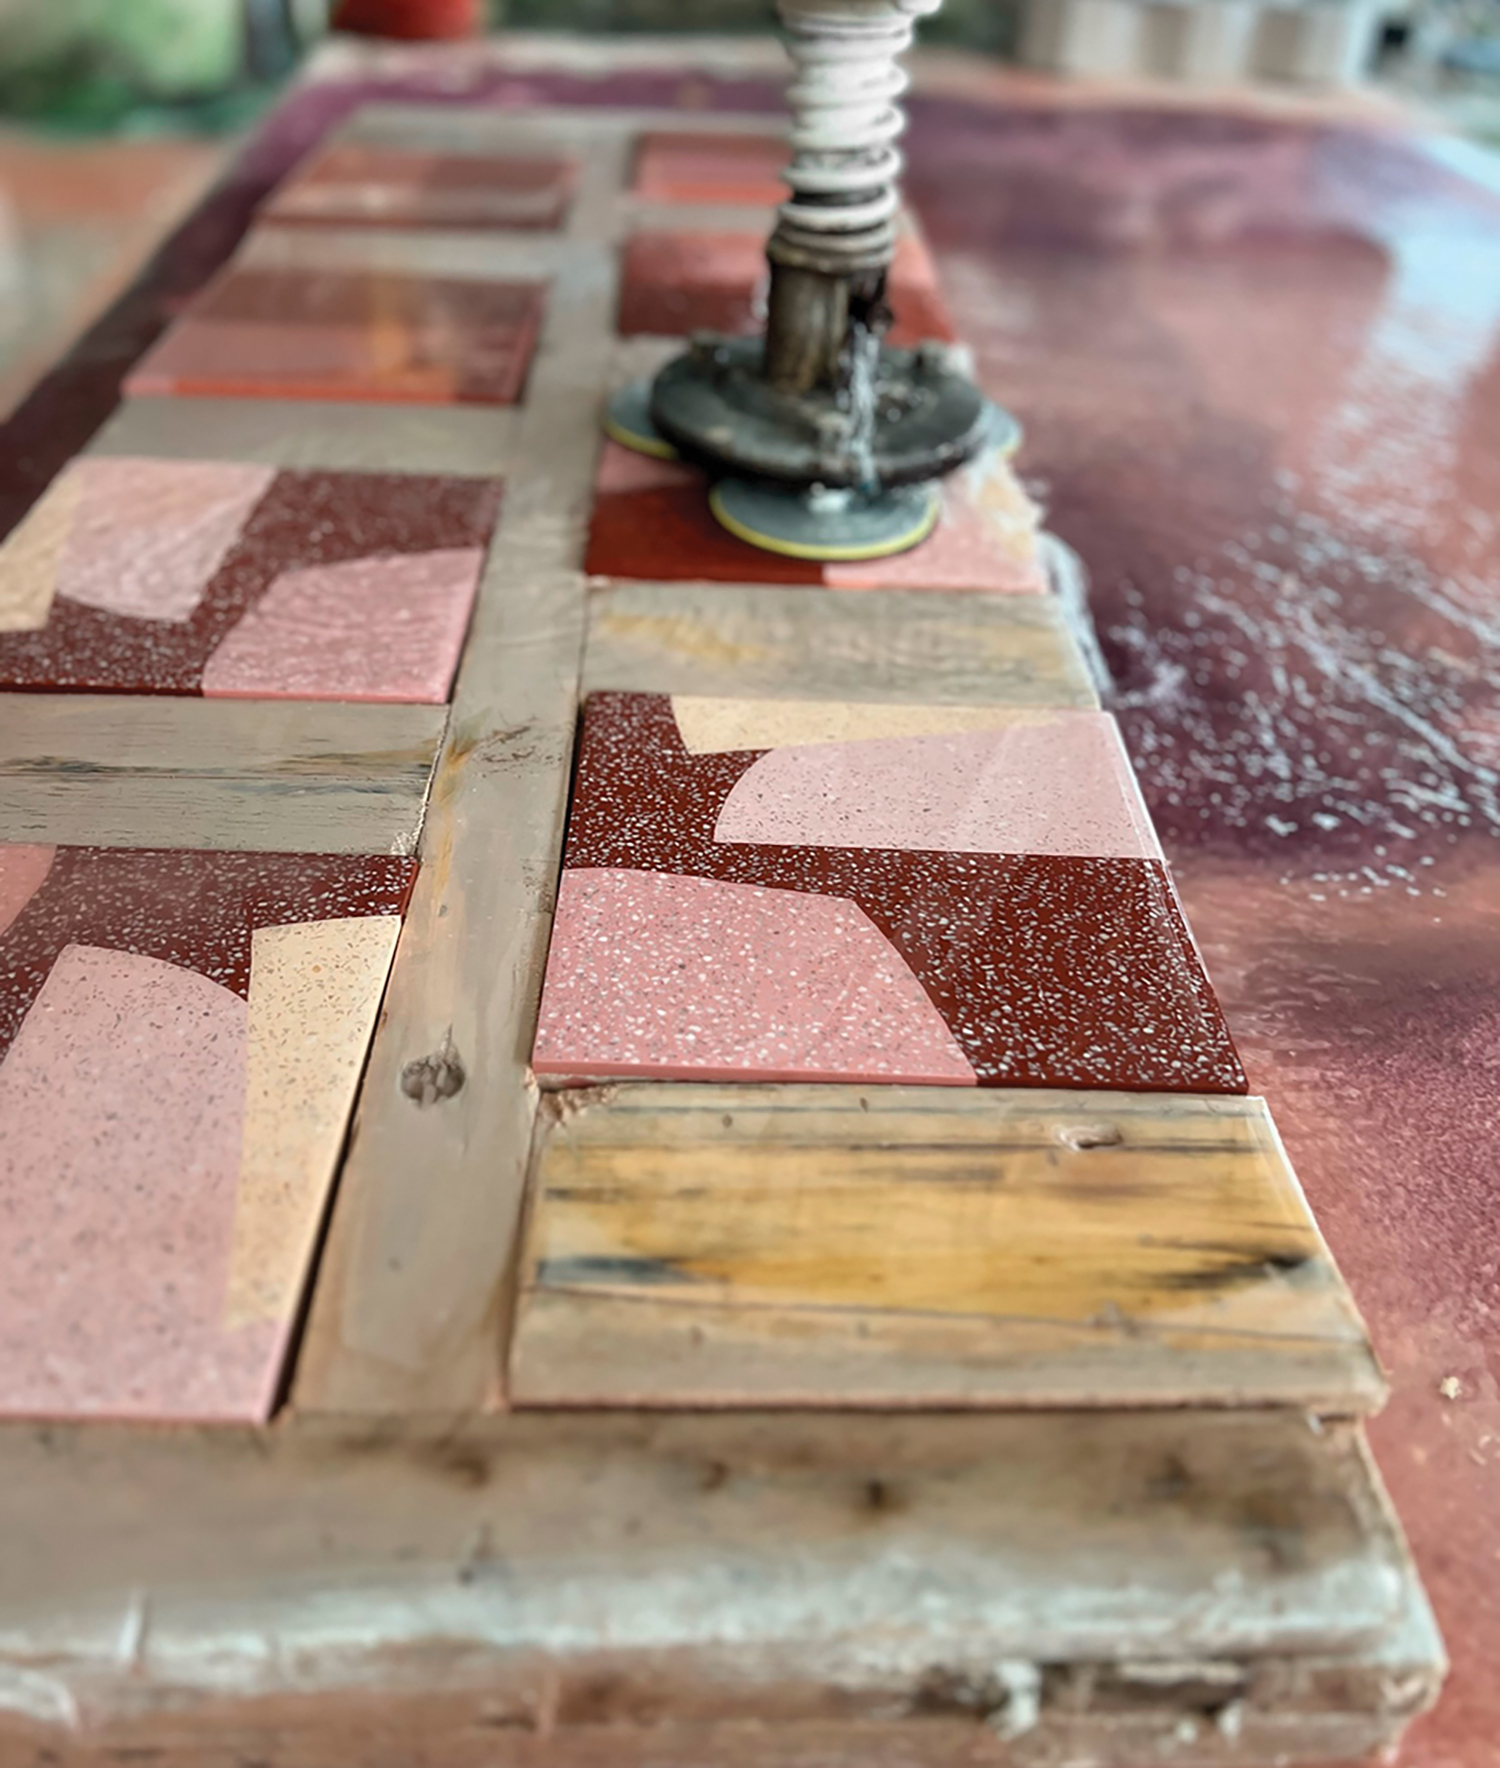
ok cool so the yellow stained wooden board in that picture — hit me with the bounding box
[509,1085,1383,1413]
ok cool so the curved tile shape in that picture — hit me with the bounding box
[714,716,1162,860]
[0,944,275,1423]
[533,867,976,1086]
[201,546,485,703]
[225,916,401,1329]
[57,458,274,622]
[0,845,56,939]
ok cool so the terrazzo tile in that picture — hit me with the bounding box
[53,458,275,621]
[534,868,975,1086]
[224,915,402,1330]
[671,697,1069,752]
[632,130,789,206]
[0,944,255,1423]
[0,462,499,696]
[201,547,485,703]
[617,230,954,345]
[125,265,546,406]
[532,692,1245,1094]
[0,844,417,1423]
[263,142,577,231]
[584,439,1045,594]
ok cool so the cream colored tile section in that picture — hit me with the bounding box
[225,916,402,1329]
[670,696,1060,755]
[0,471,82,632]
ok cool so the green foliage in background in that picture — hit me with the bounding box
[498,0,1016,50]
[0,0,281,129]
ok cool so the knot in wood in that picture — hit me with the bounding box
[401,1036,466,1107]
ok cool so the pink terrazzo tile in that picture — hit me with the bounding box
[532,867,976,1086]
[714,715,1163,860]
[824,455,1047,595]
[0,845,55,938]
[0,944,278,1423]
[57,458,274,622]
[201,546,484,703]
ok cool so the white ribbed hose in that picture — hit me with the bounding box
[774,0,940,267]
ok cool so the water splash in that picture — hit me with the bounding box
[840,315,883,496]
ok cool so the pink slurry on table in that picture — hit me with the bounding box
[532,867,977,1086]
[0,945,276,1423]
[201,546,485,703]
[714,716,1163,859]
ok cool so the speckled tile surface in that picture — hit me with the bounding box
[632,131,789,206]
[0,459,499,697]
[532,693,1244,1092]
[0,844,416,1422]
[125,265,546,405]
[584,439,1045,592]
[263,143,577,231]
[617,230,954,345]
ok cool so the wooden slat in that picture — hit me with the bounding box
[584,578,1101,705]
[89,396,518,478]
[333,99,785,154]
[0,696,445,854]
[0,1407,1438,1762]
[290,136,629,1414]
[509,1084,1383,1413]
[233,221,569,282]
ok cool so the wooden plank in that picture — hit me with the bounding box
[89,396,518,478]
[0,695,445,854]
[332,100,785,154]
[509,1084,1383,1413]
[584,579,1101,706]
[233,221,570,283]
[290,136,629,1414]
[0,1407,1436,1759]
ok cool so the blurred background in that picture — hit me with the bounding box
[0,0,1497,419]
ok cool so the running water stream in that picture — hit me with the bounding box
[840,314,882,496]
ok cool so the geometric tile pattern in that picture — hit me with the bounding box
[125,264,547,406]
[532,693,1246,1091]
[0,843,417,1423]
[0,459,499,699]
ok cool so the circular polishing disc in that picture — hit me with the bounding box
[710,478,941,562]
[602,380,678,460]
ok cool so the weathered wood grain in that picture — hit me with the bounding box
[0,1407,1439,1762]
[89,396,518,477]
[584,578,1100,705]
[510,1085,1383,1413]
[290,136,629,1414]
[0,695,445,853]
[333,99,784,155]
